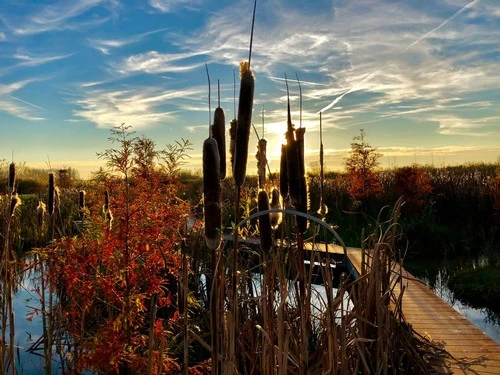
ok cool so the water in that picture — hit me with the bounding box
[405,258,500,344]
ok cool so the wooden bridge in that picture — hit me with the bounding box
[313,244,500,374]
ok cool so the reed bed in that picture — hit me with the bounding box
[191,197,453,374]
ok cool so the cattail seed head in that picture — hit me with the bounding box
[48,172,55,215]
[54,187,61,212]
[286,138,301,207]
[10,193,21,217]
[37,200,46,229]
[203,137,222,250]
[258,190,272,254]
[212,107,226,180]
[270,188,282,230]
[256,138,267,189]
[8,162,16,192]
[233,62,255,186]
[103,190,110,214]
[279,144,288,201]
[229,119,237,173]
[295,127,306,178]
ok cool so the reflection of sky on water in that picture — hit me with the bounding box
[14,271,48,374]
[420,270,500,344]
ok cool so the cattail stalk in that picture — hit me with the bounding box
[8,162,16,192]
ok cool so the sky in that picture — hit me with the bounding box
[0,0,499,178]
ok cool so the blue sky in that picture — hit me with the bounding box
[1,0,499,178]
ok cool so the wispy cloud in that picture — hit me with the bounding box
[0,32,6,41]
[73,86,204,129]
[116,50,208,75]
[13,50,74,67]
[89,27,169,55]
[149,0,202,13]
[1,0,116,35]
[0,80,46,120]
[435,115,500,136]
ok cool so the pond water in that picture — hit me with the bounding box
[405,258,500,344]
[10,256,500,372]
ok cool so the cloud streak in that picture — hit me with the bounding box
[1,0,115,35]
[89,27,170,55]
[73,86,204,129]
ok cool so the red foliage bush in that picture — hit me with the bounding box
[41,126,192,374]
[394,166,432,213]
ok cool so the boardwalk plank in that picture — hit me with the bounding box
[339,246,500,374]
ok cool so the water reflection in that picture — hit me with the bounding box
[406,260,500,344]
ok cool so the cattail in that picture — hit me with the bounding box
[8,162,16,192]
[258,190,272,254]
[296,127,306,178]
[9,193,21,217]
[233,61,255,186]
[103,190,110,214]
[279,144,288,201]
[48,172,55,215]
[55,187,61,213]
[37,200,46,229]
[79,190,86,219]
[286,135,301,207]
[270,188,282,230]
[229,119,237,172]
[212,107,226,180]
[203,137,222,250]
[256,138,267,189]
[295,127,308,233]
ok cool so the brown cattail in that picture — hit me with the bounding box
[37,200,46,229]
[212,107,226,180]
[233,61,255,186]
[203,137,222,250]
[270,188,282,230]
[79,190,86,219]
[258,190,272,254]
[256,138,267,189]
[279,144,288,201]
[296,127,306,178]
[229,118,237,172]
[8,162,16,192]
[286,135,301,207]
[103,190,110,214]
[55,187,61,213]
[9,193,21,217]
[295,127,308,233]
[48,172,55,215]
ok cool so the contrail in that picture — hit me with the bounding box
[9,95,47,111]
[269,76,329,87]
[318,0,480,114]
[402,0,480,53]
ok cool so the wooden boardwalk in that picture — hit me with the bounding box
[314,244,500,374]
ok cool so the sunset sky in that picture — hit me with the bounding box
[0,0,499,178]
